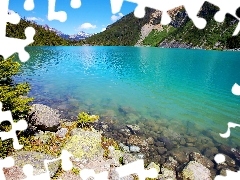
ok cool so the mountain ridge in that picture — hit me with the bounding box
[82,2,240,50]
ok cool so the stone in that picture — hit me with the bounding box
[120,128,132,136]
[56,128,68,138]
[5,151,60,178]
[157,147,167,155]
[169,149,189,164]
[158,167,177,180]
[179,138,186,145]
[162,156,179,171]
[181,161,211,180]
[34,131,55,144]
[185,136,197,143]
[161,129,181,141]
[155,141,165,147]
[122,153,138,164]
[119,143,130,153]
[127,135,149,152]
[146,137,154,145]
[28,104,61,132]
[147,162,160,173]
[157,136,174,150]
[189,152,214,169]
[126,124,140,134]
[130,145,140,153]
[204,147,218,160]
[64,128,104,163]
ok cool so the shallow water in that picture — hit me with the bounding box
[14,46,240,147]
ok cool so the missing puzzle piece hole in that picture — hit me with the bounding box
[161,12,171,25]
[22,164,34,177]
[214,11,226,22]
[0,156,15,168]
[134,6,146,18]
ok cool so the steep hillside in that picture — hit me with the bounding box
[83,8,156,46]
[6,18,72,46]
[156,3,240,50]
[84,2,240,50]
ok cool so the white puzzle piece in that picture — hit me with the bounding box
[110,0,240,35]
[0,102,28,150]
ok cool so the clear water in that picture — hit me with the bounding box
[14,46,240,146]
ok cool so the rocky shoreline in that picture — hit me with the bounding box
[4,104,240,179]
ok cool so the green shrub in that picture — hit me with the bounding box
[77,112,99,128]
[0,56,33,158]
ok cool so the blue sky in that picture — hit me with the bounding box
[9,0,137,35]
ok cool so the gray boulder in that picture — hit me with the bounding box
[28,104,61,132]
[181,161,211,180]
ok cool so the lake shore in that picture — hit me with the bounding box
[4,103,240,179]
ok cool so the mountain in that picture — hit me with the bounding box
[6,18,72,46]
[83,2,240,50]
[42,25,92,41]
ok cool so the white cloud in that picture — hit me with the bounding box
[26,17,44,22]
[111,13,124,22]
[79,22,96,30]
[101,28,106,32]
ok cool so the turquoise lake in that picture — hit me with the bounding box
[14,46,240,147]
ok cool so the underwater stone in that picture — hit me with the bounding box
[147,162,160,173]
[119,143,130,153]
[130,145,140,153]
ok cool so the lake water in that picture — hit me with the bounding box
[14,46,240,148]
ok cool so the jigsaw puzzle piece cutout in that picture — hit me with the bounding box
[116,159,158,180]
[232,83,240,96]
[0,0,35,61]
[110,0,183,25]
[58,149,73,171]
[216,12,240,36]
[80,169,109,180]
[22,164,50,180]
[48,0,67,22]
[70,0,81,9]
[0,26,35,62]
[44,149,73,172]
[22,150,73,180]
[0,156,15,180]
[0,102,28,150]
[110,0,124,14]
[0,0,20,37]
[24,0,35,11]
[206,0,240,22]
[206,0,240,35]
[181,0,207,29]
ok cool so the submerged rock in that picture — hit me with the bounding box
[119,143,130,153]
[158,136,174,150]
[147,162,160,173]
[127,135,149,152]
[129,145,140,153]
[126,124,140,134]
